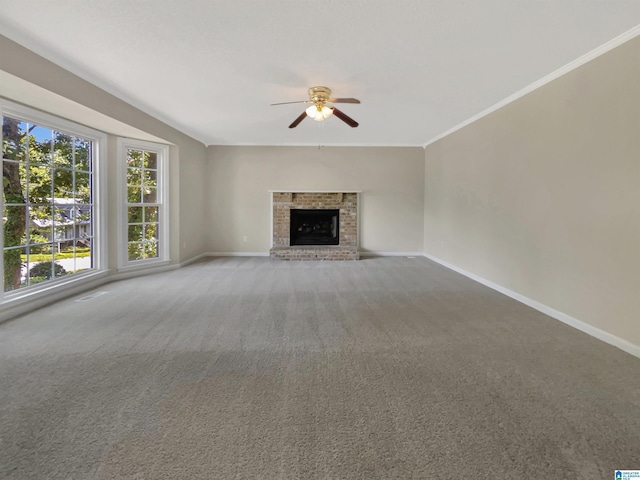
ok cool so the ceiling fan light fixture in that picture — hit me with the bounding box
[305,105,316,117]
[308,105,323,121]
[321,105,333,119]
[306,104,334,121]
[276,86,359,128]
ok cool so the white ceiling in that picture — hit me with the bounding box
[1,1,640,147]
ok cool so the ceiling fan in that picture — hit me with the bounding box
[271,86,360,128]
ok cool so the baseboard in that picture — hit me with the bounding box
[423,253,640,360]
[179,252,211,267]
[205,252,270,257]
[359,251,424,257]
[204,251,423,258]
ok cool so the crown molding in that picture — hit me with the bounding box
[423,24,640,149]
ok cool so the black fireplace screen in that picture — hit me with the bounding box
[290,209,339,246]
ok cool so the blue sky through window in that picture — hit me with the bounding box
[29,125,53,142]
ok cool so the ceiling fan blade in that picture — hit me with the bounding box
[271,100,310,106]
[332,107,359,128]
[288,111,307,128]
[329,97,360,104]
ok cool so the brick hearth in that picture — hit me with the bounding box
[270,191,360,260]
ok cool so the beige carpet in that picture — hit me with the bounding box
[0,256,638,479]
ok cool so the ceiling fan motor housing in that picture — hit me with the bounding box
[308,86,332,105]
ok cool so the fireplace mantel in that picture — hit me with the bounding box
[269,191,360,260]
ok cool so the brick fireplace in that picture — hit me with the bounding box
[269,191,360,260]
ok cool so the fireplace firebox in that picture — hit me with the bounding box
[290,209,339,246]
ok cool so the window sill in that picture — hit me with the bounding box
[0,269,110,321]
[113,259,175,281]
[117,259,171,272]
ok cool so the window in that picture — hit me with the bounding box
[119,139,168,267]
[1,102,104,295]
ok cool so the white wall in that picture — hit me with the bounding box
[206,146,425,254]
[423,35,640,349]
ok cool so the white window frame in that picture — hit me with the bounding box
[0,99,107,304]
[117,138,169,269]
